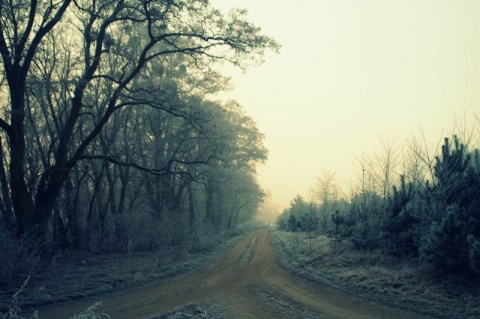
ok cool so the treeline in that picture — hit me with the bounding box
[277,134,480,276]
[0,0,278,278]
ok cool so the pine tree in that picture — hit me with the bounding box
[331,210,345,251]
[421,137,480,275]
[383,175,418,256]
[434,136,472,210]
[421,206,469,273]
[287,213,299,232]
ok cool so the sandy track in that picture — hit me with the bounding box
[41,230,433,319]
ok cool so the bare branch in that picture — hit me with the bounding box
[0,118,11,134]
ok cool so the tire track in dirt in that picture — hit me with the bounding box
[40,230,434,319]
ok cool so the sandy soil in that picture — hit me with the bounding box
[39,230,435,319]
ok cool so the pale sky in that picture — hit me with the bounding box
[211,0,480,211]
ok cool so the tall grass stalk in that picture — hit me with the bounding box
[0,277,109,319]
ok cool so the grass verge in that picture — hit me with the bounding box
[0,234,244,316]
[272,230,480,319]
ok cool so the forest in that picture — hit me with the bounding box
[0,0,279,282]
[277,131,480,277]
[1,1,479,318]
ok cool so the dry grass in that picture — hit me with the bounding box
[273,231,480,319]
[0,277,109,319]
[0,235,243,315]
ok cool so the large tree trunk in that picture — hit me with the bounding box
[188,184,196,231]
[8,76,35,236]
[0,137,14,230]
[205,177,221,229]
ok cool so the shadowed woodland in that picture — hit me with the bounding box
[0,0,279,282]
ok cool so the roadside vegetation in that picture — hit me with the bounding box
[1,277,108,319]
[0,233,244,318]
[275,122,480,319]
[273,231,479,319]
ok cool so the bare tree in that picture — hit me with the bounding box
[0,0,278,237]
[313,169,339,232]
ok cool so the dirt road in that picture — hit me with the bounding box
[41,230,433,319]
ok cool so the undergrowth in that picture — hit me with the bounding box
[0,232,39,283]
[0,277,38,319]
[68,302,109,319]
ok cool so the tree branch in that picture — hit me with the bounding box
[15,0,37,65]
[0,117,11,135]
[21,0,73,77]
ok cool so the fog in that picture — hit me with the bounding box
[212,0,480,211]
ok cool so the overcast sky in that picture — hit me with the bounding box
[210,0,480,211]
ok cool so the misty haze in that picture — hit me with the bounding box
[1,1,479,319]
